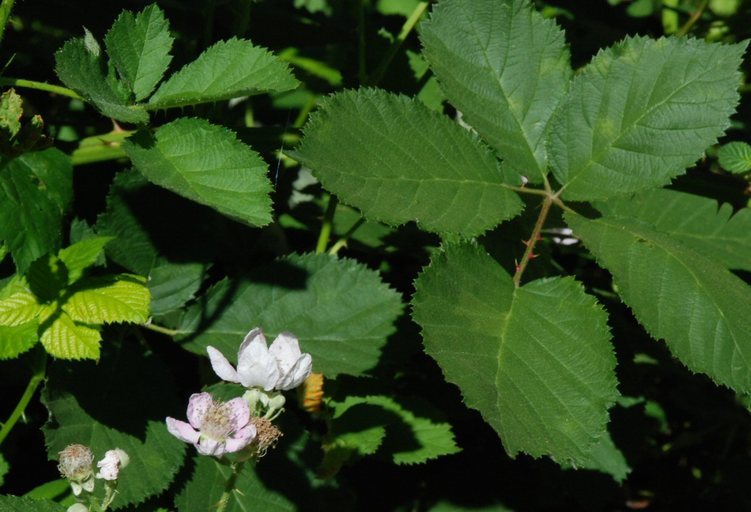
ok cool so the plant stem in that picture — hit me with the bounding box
[0,349,46,447]
[500,183,550,198]
[141,322,181,337]
[0,77,82,100]
[329,217,366,255]
[367,1,429,86]
[676,0,708,36]
[216,462,244,512]
[513,195,553,288]
[316,195,338,254]
[0,0,14,45]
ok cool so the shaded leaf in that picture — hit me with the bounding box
[147,38,298,109]
[295,89,523,236]
[0,496,66,512]
[177,253,403,377]
[0,149,72,273]
[566,211,751,392]
[421,0,571,181]
[55,37,148,123]
[123,118,273,227]
[105,4,173,101]
[58,236,114,284]
[412,244,618,464]
[549,36,746,200]
[148,261,206,316]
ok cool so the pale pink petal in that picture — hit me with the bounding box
[197,438,224,457]
[268,332,302,374]
[224,424,257,453]
[237,336,280,390]
[207,346,241,383]
[224,397,251,430]
[166,417,200,444]
[276,353,313,390]
[186,392,213,428]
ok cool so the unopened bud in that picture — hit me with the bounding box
[58,444,95,495]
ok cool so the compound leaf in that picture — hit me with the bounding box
[40,312,101,360]
[412,244,618,464]
[123,118,273,227]
[421,0,571,181]
[0,321,39,359]
[295,89,523,236]
[566,211,751,393]
[177,253,403,377]
[105,4,173,101]
[549,36,746,200]
[147,38,298,109]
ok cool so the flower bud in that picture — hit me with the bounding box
[57,444,95,496]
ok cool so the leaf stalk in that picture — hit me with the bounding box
[0,348,46,447]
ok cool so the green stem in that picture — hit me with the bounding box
[329,217,366,255]
[512,195,553,288]
[0,349,46,447]
[216,462,244,512]
[0,0,15,45]
[316,195,338,254]
[500,183,550,198]
[141,322,181,337]
[0,77,82,100]
[367,1,429,86]
[676,0,708,36]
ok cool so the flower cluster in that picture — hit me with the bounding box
[58,444,129,511]
[166,328,313,460]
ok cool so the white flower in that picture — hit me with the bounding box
[207,328,313,391]
[96,448,129,481]
[67,504,89,512]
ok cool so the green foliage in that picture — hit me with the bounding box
[0,238,150,360]
[123,118,273,227]
[42,340,186,508]
[0,149,72,273]
[295,89,523,236]
[327,393,460,465]
[420,0,571,182]
[549,36,746,200]
[104,4,173,101]
[147,38,299,109]
[0,452,7,487]
[0,496,66,512]
[412,244,618,465]
[717,141,751,173]
[595,188,751,271]
[177,253,403,377]
[566,212,751,392]
[0,89,22,140]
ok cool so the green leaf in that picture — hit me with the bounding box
[412,244,618,464]
[63,275,150,325]
[0,149,73,273]
[42,339,186,508]
[717,141,751,173]
[148,261,206,316]
[0,278,43,326]
[565,211,751,393]
[147,38,299,109]
[0,321,39,359]
[55,36,148,123]
[0,453,7,487]
[123,118,273,227]
[329,393,461,465]
[40,312,101,360]
[570,432,630,482]
[0,496,66,512]
[26,254,67,303]
[0,89,23,140]
[595,188,751,272]
[178,253,403,377]
[104,4,173,101]
[58,236,114,284]
[295,89,523,236]
[549,36,746,200]
[420,0,571,181]
[174,456,296,512]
